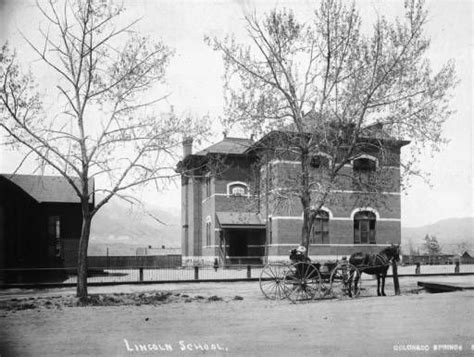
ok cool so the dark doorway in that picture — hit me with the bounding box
[228,230,247,257]
[224,228,265,265]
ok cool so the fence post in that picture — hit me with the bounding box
[194,266,199,280]
[139,268,144,282]
[247,265,251,279]
[455,261,460,274]
[415,262,420,275]
[392,261,400,296]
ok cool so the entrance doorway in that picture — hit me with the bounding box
[223,228,265,265]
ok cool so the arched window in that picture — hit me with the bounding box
[352,155,377,189]
[353,157,377,171]
[310,210,330,244]
[227,182,249,197]
[354,211,376,244]
[310,153,331,169]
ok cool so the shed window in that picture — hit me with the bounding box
[48,216,62,258]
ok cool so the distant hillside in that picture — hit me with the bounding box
[402,217,474,254]
[88,198,181,256]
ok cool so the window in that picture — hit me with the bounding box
[205,175,211,198]
[227,182,248,197]
[205,218,212,247]
[310,154,330,169]
[268,216,273,245]
[48,216,62,258]
[231,186,245,196]
[353,157,377,171]
[353,211,376,244]
[310,210,329,244]
[353,156,377,189]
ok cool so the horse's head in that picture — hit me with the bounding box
[388,244,401,262]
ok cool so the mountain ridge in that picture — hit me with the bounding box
[402,216,473,254]
[88,198,181,256]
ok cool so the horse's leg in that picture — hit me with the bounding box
[376,274,381,296]
[381,272,387,296]
[354,273,360,296]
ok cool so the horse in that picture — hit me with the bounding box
[349,244,401,296]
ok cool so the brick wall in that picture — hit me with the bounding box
[268,161,401,194]
[267,192,401,219]
[181,142,404,261]
[268,217,400,257]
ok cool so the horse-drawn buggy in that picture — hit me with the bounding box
[259,244,400,302]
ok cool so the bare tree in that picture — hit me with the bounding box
[206,0,456,253]
[0,0,206,299]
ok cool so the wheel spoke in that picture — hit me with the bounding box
[260,263,290,300]
[284,262,321,302]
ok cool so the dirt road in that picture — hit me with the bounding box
[1,279,473,356]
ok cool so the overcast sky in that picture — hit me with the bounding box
[0,0,472,227]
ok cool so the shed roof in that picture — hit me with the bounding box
[1,174,93,204]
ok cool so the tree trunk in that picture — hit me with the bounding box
[300,150,311,255]
[301,207,310,249]
[77,212,92,299]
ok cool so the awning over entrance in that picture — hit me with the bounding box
[216,212,265,229]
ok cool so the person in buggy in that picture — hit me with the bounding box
[289,245,312,263]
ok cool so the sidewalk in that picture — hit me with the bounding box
[2,274,474,301]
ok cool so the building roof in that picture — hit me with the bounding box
[179,121,408,171]
[216,211,265,228]
[1,174,93,204]
[195,137,253,156]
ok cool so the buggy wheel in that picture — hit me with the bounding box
[284,262,321,302]
[259,263,291,300]
[329,262,361,299]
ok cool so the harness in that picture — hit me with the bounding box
[374,253,391,266]
[357,252,394,271]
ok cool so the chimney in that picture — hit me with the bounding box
[183,137,193,158]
